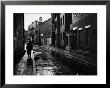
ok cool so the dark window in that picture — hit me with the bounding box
[66,36,68,46]
[86,28,89,45]
[63,32,65,40]
[61,18,62,26]
[63,15,64,25]
[36,30,38,34]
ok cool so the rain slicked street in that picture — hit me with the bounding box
[16,45,96,75]
[14,13,97,75]
[16,45,72,75]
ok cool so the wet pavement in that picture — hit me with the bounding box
[15,45,72,75]
[15,45,97,75]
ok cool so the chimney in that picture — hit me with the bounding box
[38,17,42,25]
[39,17,42,22]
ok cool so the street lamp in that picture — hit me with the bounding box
[40,34,43,45]
[41,34,43,36]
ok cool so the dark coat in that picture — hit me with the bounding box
[26,42,33,53]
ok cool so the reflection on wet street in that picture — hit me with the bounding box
[15,45,97,75]
[14,13,97,76]
[16,45,71,75]
[35,58,71,75]
[35,58,56,75]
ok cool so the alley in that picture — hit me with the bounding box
[15,45,72,75]
[16,45,96,75]
[14,13,97,75]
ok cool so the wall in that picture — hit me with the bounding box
[14,13,25,69]
[71,13,97,54]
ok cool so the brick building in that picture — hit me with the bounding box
[28,20,38,44]
[70,13,97,54]
[51,13,60,48]
[28,17,52,46]
[14,13,25,71]
[24,30,29,43]
[60,13,72,50]
[51,13,97,55]
[39,18,52,45]
[51,13,72,49]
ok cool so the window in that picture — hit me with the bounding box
[60,18,62,26]
[63,15,64,25]
[36,30,38,34]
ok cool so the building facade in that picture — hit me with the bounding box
[28,20,38,44]
[51,13,72,50]
[60,13,72,50]
[39,18,52,45]
[28,17,52,46]
[51,13,97,55]
[24,30,29,43]
[51,13,60,48]
[70,13,97,54]
[14,13,25,71]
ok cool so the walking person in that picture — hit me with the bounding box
[26,40,33,58]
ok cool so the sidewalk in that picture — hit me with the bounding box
[16,51,34,75]
[39,45,97,75]
[41,45,97,66]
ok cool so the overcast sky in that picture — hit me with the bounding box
[24,13,51,30]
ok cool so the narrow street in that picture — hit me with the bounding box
[16,45,72,75]
[14,13,97,75]
[16,45,96,75]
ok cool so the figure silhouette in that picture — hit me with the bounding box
[26,40,33,58]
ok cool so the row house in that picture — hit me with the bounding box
[51,13,97,55]
[38,18,52,45]
[28,20,38,44]
[51,13,72,49]
[60,13,72,50]
[28,17,52,46]
[70,13,97,54]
